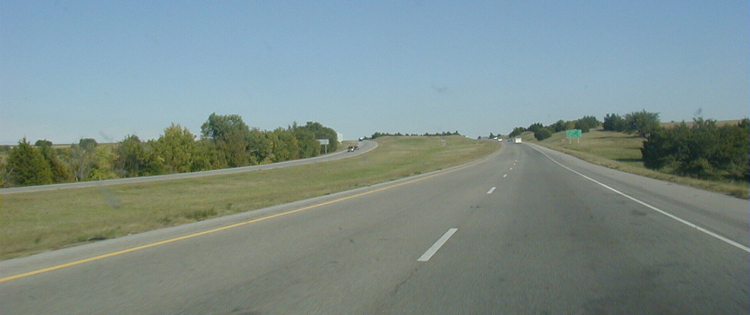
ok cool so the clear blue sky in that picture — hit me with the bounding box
[1,1,747,144]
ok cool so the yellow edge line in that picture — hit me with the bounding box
[1,156,490,283]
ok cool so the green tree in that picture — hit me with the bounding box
[551,120,568,132]
[5,138,53,186]
[201,113,252,167]
[272,127,300,162]
[34,139,53,147]
[293,125,319,158]
[565,121,576,130]
[79,138,98,152]
[155,124,196,173]
[508,127,526,138]
[201,113,251,141]
[534,128,553,141]
[603,113,627,131]
[673,118,718,176]
[625,110,661,137]
[577,115,601,131]
[296,121,338,153]
[114,135,148,177]
[527,123,544,134]
[89,146,118,180]
[641,118,749,180]
[192,139,227,171]
[716,119,750,179]
[574,120,591,133]
[0,161,10,187]
[220,130,251,167]
[67,144,92,181]
[247,128,275,164]
[142,140,166,175]
[64,138,100,181]
[38,144,74,183]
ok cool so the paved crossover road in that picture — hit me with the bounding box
[1,142,747,314]
[0,140,377,194]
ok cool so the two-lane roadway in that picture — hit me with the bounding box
[1,142,747,314]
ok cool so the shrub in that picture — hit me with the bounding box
[576,116,601,132]
[625,110,661,137]
[641,118,749,180]
[5,139,53,186]
[527,123,544,133]
[603,113,627,131]
[534,128,553,141]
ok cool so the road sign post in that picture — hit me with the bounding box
[317,139,329,154]
[566,129,582,144]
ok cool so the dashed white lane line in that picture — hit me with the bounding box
[503,174,508,178]
[418,228,458,262]
[487,187,496,194]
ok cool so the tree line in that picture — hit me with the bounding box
[1,114,338,187]
[368,131,461,139]
[603,110,748,180]
[504,110,749,181]
[505,115,602,141]
[640,118,748,181]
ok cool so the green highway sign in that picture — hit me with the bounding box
[566,129,582,138]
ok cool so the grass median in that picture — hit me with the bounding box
[0,136,499,260]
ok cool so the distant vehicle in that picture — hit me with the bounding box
[512,137,522,143]
[347,146,355,152]
[354,145,359,150]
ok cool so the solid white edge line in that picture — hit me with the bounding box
[418,228,458,262]
[487,187,496,194]
[534,147,750,253]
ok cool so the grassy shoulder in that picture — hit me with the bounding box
[0,136,499,260]
[522,129,749,199]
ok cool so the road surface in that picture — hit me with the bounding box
[1,142,747,314]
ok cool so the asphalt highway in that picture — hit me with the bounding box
[1,142,747,314]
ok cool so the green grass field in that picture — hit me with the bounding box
[525,129,749,199]
[0,136,498,260]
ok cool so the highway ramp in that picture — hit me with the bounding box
[0,140,377,194]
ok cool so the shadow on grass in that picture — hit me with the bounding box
[614,158,643,163]
[590,135,640,140]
